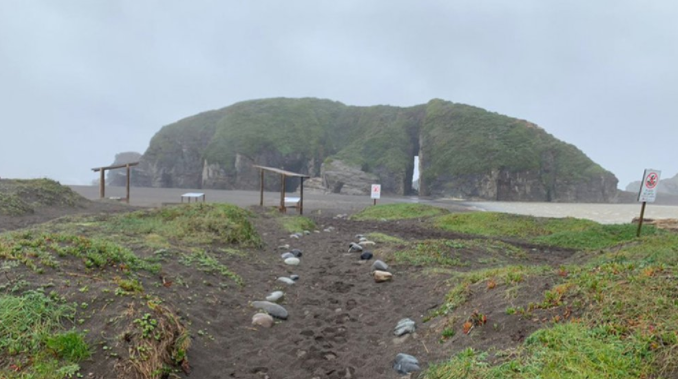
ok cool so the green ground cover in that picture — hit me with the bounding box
[351,203,449,221]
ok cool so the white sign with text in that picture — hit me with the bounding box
[371,184,381,199]
[638,169,661,203]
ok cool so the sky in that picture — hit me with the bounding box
[1,0,676,189]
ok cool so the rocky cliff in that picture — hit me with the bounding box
[626,172,678,195]
[134,98,618,202]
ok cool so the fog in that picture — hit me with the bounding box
[1,0,677,187]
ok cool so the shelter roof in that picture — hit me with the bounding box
[253,165,310,178]
[91,162,140,172]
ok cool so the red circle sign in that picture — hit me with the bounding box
[646,172,659,189]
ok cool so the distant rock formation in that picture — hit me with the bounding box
[133,98,618,202]
[107,152,142,186]
[626,172,678,195]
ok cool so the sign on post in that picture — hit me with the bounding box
[638,169,661,203]
[371,184,381,205]
[636,169,661,237]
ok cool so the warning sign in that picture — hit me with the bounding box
[371,184,381,199]
[638,169,661,203]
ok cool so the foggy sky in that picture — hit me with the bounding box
[1,0,676,189]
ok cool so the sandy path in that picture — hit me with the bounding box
[184,215,447,378]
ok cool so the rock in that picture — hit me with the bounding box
[303,230,311,235]
[348,243,363,252]
[281,252,295,259]
[355,234,365,240]
[359,237,368,242]
[374,270,393,283]
[290,249,303,257]
[322,159,379,195]
[361,241,376,246]
[278,244,290,250]
[290,274,300,281]
[360,252,373,260]
[290,234,300,239]
[277,277,295,285]
[372,260,389,271]
[251,301,288,320]
[252,313,274,328]
[284,257,300,266]
[266,291,284,302]
[393,353,420,374]
[394,318,416,336]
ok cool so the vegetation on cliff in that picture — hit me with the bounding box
[0,179,88,216]
[138,98,616,201]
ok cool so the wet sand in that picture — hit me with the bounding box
[69,185,678,224]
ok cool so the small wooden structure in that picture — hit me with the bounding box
[254,165,310,214]
[91,162,139,203]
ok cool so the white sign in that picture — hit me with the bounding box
[638,169,661,203]
[370,184,381,199]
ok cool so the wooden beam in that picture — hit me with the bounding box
[99,169,105,199]
[125,164,131,204]
[300,177,304,215]
[259,169,264,206]
[280,174,286,212]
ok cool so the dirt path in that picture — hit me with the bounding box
[184,215,451,379]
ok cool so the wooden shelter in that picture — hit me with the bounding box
[91,162,139,203]
[254,165,310,214]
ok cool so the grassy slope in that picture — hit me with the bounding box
[0,203,260,378]
[354,204,678,378]
[0,179,88,216]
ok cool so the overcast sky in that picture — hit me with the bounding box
[1,0,676,189]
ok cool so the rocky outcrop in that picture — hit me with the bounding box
[106,152,141,186]
[135,98,619,202]
[321,160,379,195]
[626,172,678,195]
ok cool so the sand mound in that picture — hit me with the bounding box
[0,178,89,216]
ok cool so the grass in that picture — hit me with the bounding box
[423,232,678,378]
[278,215,316,233]
[0,231,160,273]
[0,179,86,216]
[0,291,89,378]
[424,323,650,378]
[179,250,244,286]
[351,203,449,221]
[392,239,525,268]
[103,203,262,247]
[433,212,661,250]
[366,232,405,244]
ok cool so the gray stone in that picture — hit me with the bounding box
[290,274,300,281]
[360,251,373,260]
[394,318,416,336]
[290,249,303,257]
[281,252,295,259]
[252,313,274,328]
[284,257,300,266]
[372,260,389,271]
[348,243,363,252]
[303,230,311,235]
[393,353,420,374]
[277,277,295,285]
[266,291,284,302]
[251,301,289,320]
[355,234,365,240]
[290,234,300,239]
[359,237,368,242]
[278,244,290,250]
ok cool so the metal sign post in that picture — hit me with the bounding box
[636,169,661,237]
[371,184,381,205]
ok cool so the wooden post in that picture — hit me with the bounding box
[636,201,647,237]
[300,177,304,215]
[125,164,130,204]
[99,169,105,199]
[280,174,286,212]
[259,169,264,206]
[373,199,377,206]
